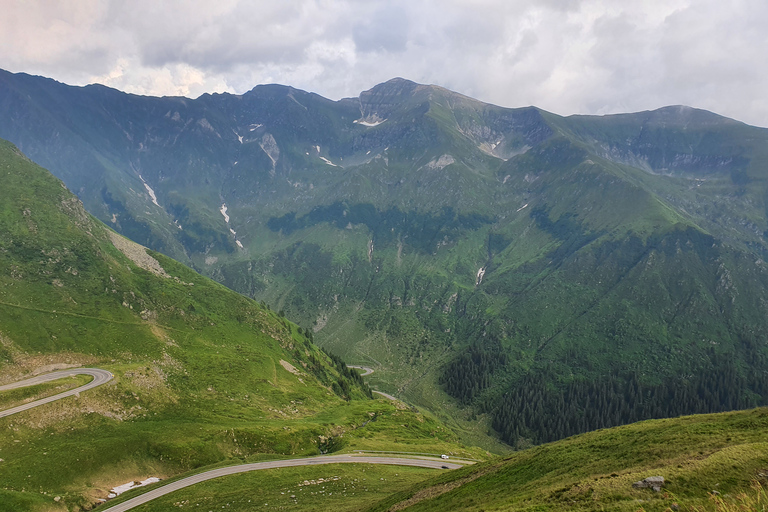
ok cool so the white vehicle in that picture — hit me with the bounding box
[441,454,449,459]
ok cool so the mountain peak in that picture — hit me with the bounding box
[367,77,420,93]
[647,104,744,127]
[358,78,423,122]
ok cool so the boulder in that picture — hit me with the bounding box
[632,476,665,491]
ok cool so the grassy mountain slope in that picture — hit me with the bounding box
[3,70,768,449]
[0,139,475,512]
[367,407,768,511]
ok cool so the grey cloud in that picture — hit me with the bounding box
[105,1,338,71]
[352,6,410,53]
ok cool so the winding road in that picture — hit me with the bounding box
[347,365,399,401]
[347,365,374,376]
[2,366,451,510]
[0,368,113,419]
[103,455,461,511]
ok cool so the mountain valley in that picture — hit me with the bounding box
[2,68,768,510]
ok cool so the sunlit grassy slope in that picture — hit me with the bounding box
[366,407,768,512]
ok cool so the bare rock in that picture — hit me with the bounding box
[633,476,665,491]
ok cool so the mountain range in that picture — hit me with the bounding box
[2,69,768,446]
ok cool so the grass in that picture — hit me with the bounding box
[0,352,477,511]
[685,480,768,511]
[364,407,768,511]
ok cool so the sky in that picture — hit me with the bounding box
[3,0,768,126]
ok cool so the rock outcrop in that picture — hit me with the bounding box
[632,476,665,492]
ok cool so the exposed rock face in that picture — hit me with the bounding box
[633,476,665,492]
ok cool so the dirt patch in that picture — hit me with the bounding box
[108,231,170,278]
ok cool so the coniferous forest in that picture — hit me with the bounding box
[489,359,768,446]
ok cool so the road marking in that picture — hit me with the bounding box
[102,455,462,511]
[0,368,113,418]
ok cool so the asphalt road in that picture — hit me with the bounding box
[0,368,113,419]
[346,365,400,401]
[103,455,462,511]
[372,390,399,401]
[347,365,374,376]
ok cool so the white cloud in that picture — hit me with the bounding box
[2,0,768,126]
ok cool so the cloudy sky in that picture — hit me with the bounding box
[3,0,768,126]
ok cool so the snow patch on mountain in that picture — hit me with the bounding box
[220,203,244,249]
[476,267,486,286]
[107,477,161,498]
[139,175,160,207]
[319,156,338,167]
[354,118,386,127]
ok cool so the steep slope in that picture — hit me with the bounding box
[0,140,474,511]
[2,70,768,449]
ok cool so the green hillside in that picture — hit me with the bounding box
[367,407,768,511]
[0,139,475,511]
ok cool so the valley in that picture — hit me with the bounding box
[1,69,768,511]
[2,71,768,447]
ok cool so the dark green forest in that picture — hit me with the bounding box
[488,358,768,446]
